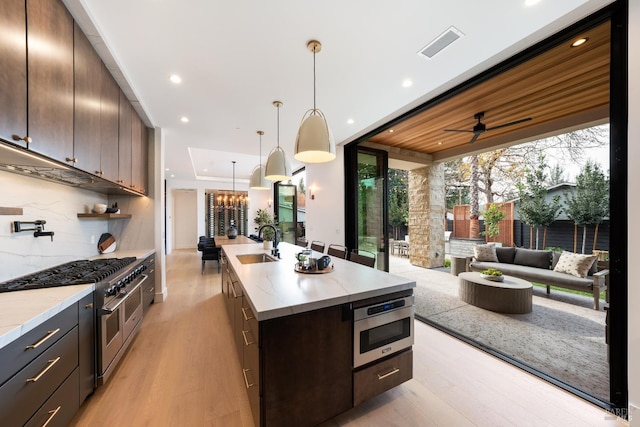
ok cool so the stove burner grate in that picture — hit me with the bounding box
[0,257,137,292]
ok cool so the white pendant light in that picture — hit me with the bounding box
[265,101,292,181]
[249,130,270,190]
[294,40,336,163]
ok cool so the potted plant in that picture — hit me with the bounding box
[254,209,275,249]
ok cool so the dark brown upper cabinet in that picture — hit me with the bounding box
[118,91,133,188]
[0,0,27,145]
[99,63,120,182]
[130,110,148,194]
[73,22,102,173]
[26,0,74,161]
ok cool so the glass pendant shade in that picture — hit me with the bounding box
[265,146,292,181]
[294,109,336,163]
[249,165,270,190]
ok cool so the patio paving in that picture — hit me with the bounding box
[389,254,609,402]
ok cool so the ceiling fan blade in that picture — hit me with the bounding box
[468,133,481,144]
[485,117,532,131]
[443,129,475,133]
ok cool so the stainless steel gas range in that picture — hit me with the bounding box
[0,255,152,386]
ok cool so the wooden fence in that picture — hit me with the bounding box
[453,202,514,247]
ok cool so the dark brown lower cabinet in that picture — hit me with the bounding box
[353,349,413,406]
[261,304,352,427]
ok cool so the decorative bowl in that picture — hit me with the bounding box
[92,203,107,214]
[481,273,504,282]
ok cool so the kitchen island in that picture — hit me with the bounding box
[221,242,416,427]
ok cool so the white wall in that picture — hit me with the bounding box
[164,178,271,253]
[628,0,639,423]
[304,145,346,247]
[0,170,109,281]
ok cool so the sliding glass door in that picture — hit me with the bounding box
[345,146,389,271]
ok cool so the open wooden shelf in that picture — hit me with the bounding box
[77,213,132,219]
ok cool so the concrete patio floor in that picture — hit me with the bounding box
[388,254,609,402]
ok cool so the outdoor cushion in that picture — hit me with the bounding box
[495,247,517,264]
[553,251,597,278]
[469,261,594,289]
[513,248,552,269]
[473,244,498,262]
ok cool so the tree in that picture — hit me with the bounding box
[445,124,608,205]
[564,161,609,253]
[469,155,480,238]
[516,154,563,249]
[548,164,568,186]
[481,203,506,239]
[388,169,408,240]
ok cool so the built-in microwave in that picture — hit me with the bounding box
[353,295,414,368]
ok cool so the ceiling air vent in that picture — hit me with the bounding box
[418,26,464,59]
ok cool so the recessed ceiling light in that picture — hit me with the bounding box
[180,116,189,123]
[165,168,170,171]
[571,37,589,47]
[347,118,354,124]
[388,129,394,133]
[203,168,208,172]
[169,74,182,84]
[437,141,443,145]
[524,0,541,6]
[402,79,413,88]
[170,174,175,178]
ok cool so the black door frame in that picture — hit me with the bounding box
[344,145,389,270]
[343,1,628,414]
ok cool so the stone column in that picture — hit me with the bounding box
[408,163,445,268]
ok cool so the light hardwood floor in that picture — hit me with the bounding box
[70,250,626,426]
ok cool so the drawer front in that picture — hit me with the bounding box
[0,302,77,386]
[25,367,80,427]
[353,349,413,406]
[0,327,79,426]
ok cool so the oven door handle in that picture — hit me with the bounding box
[101,275,147,314]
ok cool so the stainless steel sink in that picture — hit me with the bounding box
[236,253,278,264]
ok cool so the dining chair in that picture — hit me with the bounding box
[310,240,326,253]
[349,249,376,268]
[327,244,348,259]
[197,236,221,273]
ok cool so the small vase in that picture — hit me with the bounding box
[227,224,238,239]
[263,240,272,250]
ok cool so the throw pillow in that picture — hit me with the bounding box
[513,248,552,269]
[553,251,598,278]
[495,247,517,264]
[473,244,499,262]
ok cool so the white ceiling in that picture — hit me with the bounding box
[64,0,613,182]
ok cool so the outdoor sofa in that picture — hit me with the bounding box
[467,246,609,310]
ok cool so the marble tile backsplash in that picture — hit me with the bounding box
[0,171,109,282]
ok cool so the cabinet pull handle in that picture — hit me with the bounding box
[41,405,61,427]
[241,330,255,346]
[116,180,124,183]
[25,328,60,350]
[26,357,61,383]
[377,367,400,380]
[242,368,255,389]
[65,157,78,163]
[95,170,103,175]
[241,307,254,321]
[231,282,240,298]
[12,134,32,144]
[85,303,93,309]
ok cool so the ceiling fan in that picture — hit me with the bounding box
[444,112,532,144]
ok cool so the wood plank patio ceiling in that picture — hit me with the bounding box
[367,21,610,162]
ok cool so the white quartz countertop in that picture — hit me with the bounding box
[222,242,415,321]
[0,284,94,350]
